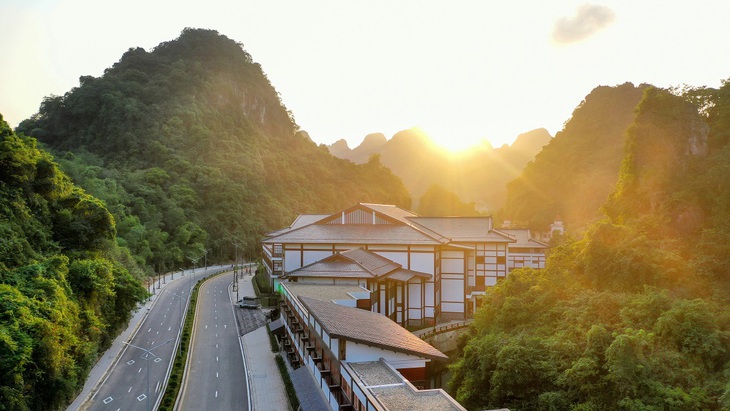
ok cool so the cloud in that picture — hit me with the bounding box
[552,4,616,44]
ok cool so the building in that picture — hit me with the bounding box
[279,282,465,411]
[263,203,548,324]
[500,229,549,273]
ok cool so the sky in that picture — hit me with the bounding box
[2,1,729,150]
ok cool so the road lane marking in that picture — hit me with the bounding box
[128,387,132,393]
[137,394,146,401]
[155,381,161,392]
[103,397,113,404]
[138,367,142,373]
[215,391,218,398]
[127,360,135,365]
[168,327,171,331]
[216,372,219,378]
[148,328,152,332]
[216,356,219,362]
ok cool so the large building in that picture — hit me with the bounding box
[278,282,466,411]
[263,203,548,325]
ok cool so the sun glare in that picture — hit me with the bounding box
[423,129,494,154]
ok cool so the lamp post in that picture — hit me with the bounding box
[203,248,211,271]
[123,339,173,411]
[187,255,202,293]
[164,290,186,330]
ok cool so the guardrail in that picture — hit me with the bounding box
[417,320,472,340]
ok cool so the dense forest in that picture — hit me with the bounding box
[0,114,147,410]
[449,83,730,410]
[504,83,648,231]
[3,28,411,410]
[17,28,411,276]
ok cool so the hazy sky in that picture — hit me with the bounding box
[2,1,729,149]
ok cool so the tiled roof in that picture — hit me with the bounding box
[286,248,431,283]
[499,229,549,248]
[290,366,330,411]
[387,268,430,282]
[299,297,447,361]
[262,224,442,245]
[287,257,374,279]
[264,214,329,237]
[285,283,368,304]
[346,360,466,411]
[360,203,419,223]
[408,217,515,243]
[340,248,400,277]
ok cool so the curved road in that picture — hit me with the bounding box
[177,271,248,410]
[84,266,228,411]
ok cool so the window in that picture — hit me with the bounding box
[496,256,506,265]
[273,244,283,257]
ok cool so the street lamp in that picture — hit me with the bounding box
[164,290,186,331]
[187,255,202,292]
[203,248,211,271]
[123,339,173,411]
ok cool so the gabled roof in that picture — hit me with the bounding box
[340,248,400,277]
[409,217,515,243]
[286,248,430,282]
[360,203,419,223]
[286,257,374,279]
[262,224,442,245]
[285,283,368,303]
[300,297,447,361]
[499,229,549,249]
[387,268,430,282]
[264,214,330,237]
[264,203,514,246]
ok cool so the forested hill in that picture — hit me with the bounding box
[449,83,730,410]
[0,114,147,410]
[504,82,648,231]
[18,28,411,273]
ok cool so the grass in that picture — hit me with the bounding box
[158,276,206,411]
[274,353,300,410]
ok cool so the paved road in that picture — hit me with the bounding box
[84,266,228,411]
[177,271,248,410]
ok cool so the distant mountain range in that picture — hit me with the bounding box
[328,128,553,212]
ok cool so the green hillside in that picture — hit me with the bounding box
[0,114,147,410]
[504,82,648,231]
[18,28,411,273]
[449,84,730,410]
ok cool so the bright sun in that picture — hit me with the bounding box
[421,128,494,153]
